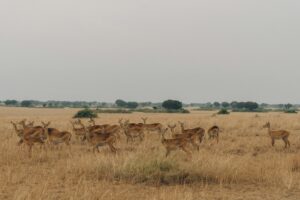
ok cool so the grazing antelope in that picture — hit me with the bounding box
[141,117,163,134]
[120,120,145,143]
[262,122,290,148]
[41,122,72,147]
[80,123,117,153]
[10,121,24,145]
[173,121,205,151]
[22,121,50,157]
[207,125,220,143]
[160,128,191,159]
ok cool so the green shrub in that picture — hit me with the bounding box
[217,108,230,115]
[284,109,298,114]
[74,109,98,118]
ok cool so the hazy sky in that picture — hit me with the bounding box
[0,1,299,103]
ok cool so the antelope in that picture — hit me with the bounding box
[70,120,86,141]
[262,122,290,148]
[207,125,220,143]
[167,124,177,135]
[141,117,163,134]
[173,121,205,151]
[120,120,145,143]
[41,122,72,147]
[87,118,111,132]
[10,121,24,145]
[21,121,50,157]
[160,128,191,159]
[80,123,117,153]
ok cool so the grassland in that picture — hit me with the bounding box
[0,107,300,199]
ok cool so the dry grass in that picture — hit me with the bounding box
[1,107,300,199]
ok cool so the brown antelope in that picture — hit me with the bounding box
[80,123,117,153]
[160,128,191,159]
[173,121,205,151]
[141,117,163,134]
[22,121,50,157]
[41,122,72,147]
[120,120,145,143]
[70,120,86,141]
[11,121,24,145]
[207,125,220,143]
[167,124,177,135]
[262,122,290,148]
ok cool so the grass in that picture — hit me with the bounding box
[1,107,300,199]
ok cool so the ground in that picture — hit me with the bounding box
[0,107,300,200]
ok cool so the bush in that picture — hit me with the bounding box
[74,109,98,118]
[217,108,230,115]
[162,100,182,110]
[284,109,298,114]
[5,100,18,106]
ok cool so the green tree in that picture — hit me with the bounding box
[127,101,139,109]
[162,100,183,110]
[21,100,33,107]
[221,102,230,108]
[4,100,18,106]
[213,102,220,108]
[115,99,127,107]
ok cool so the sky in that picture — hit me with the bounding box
[0,0,300,104]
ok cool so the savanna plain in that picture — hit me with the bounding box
[1,107,300,200]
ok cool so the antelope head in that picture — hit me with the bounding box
[141,117,148,124]
[167,124,176,133]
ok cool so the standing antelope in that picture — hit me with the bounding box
[11,121,24,145]
[21,121,50,157]
[160,128,192,159]
[262,122,290,148]
[173,121,205,151]
[120,120,145,143]
[70,120,86,141]
[207,125,220,144]
[141,117,163,134]
[41,122,72,147]
[80,122,117,153]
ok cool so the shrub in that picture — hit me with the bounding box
[115,99,127,107]
[74,108,98,118]
[284,109,298,114]
[217,108,230,115]
[162,100,182,110]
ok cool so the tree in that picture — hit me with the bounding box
[21,100,33,107]
[244,102,259,111]
[74,108,98,118]
[284,104,293,110]
[221,102,230,108]
[4,100,18,106]
[115,99,127,107]
[126,101,139,109]
[162,100,183,110]
[213,102,220,108]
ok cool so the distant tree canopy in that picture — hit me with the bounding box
[21,100,33,107]
[4,100,18,106]
[126,102,139,109]
[232,101,259,111]
[284,103,293,110]
[115,99,127,107]
[213,102,220,108]
[115,99,139,109]
[221,102,230,108]
[162,100,183,110]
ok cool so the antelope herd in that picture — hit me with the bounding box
[10,117,291,158]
